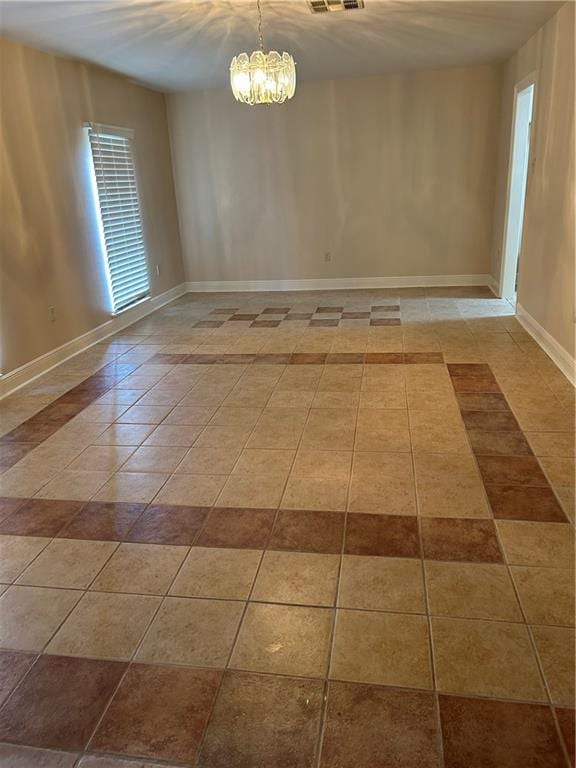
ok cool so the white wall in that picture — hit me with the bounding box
[491,2,575,359]
[168,64,502,285]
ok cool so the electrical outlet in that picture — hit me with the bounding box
[324,252,331,263]
[48,306,56,322]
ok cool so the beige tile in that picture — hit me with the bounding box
[194,426,252,450]
[68,445,136,472]
[93,472,169,503]
[0,466,60,498]
[170,547,262,599]
[359,388,407,409]
[300,409,356,451]
[330,609,432,689]
[252,551,340,606]
[216,474,286,509]
[291,450,352,479]
[496,521,574,567]
[409,410,469,454]
[74,403,129,422]
[154,474,226,506]
[121,446,188,473]
[209,407,262,428]
[540,457,575,488]
[163,405,217,425]
[511,566,574,626]
[525,432,575,458]
[0,535,50,582]
[247,408,308,450]
[142,424,202,447]
[136,596,244,667]
[46,591,160,660]
[312,391,360,409]
[355,409,410,452]
[232,449,295,477]
[281,475,348,512]
[91,543,188,595]
[267,390,315,409]
[425,561,523,621]
[117,404,173,424]
[348,452,416,515]
[338,556,425,613]
[94,423,155,446]
[17,538,117,589]
[176,445,242,475]
[414,453,490,518]
[431,617,546,701]
[0,585,80,651]
[230,602,332,677]
[47,421,111,447]
[36,470,111,501]
[531,624,575,706]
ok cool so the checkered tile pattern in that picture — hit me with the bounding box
[196,305,402,328]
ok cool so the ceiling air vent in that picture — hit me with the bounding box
[308,0,365,13]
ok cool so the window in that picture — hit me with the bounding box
[86,123,150,313]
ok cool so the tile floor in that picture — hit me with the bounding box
[0,288,574,767]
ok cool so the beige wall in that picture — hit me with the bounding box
[168,63,502,284]
[0,38,184,375]
[491,2,575,356]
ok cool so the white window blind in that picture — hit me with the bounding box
[87,123,150,313]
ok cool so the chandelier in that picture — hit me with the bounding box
[230,0,296,105]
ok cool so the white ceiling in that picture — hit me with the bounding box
[0,0,563,92]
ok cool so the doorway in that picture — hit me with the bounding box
[500,77,535,307]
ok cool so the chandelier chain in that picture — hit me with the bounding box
[257,0,264,51]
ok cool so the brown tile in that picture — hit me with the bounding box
[468,430,533,457]
[1,422,63,444]
[194,320,224,328]
[230,314,259,321]
[0,443,34,468]
[291,352,328,364]
[372,304,400,311]
[0,655,126,750]
[432,617,546,700]
[58,501,146,540]
[344,513,420,558]
[326,353,365,364]
[251,319,280,328]
[317,306,343,313]
[556,708,575,766]
[451,376,501,394]
[364,353,404,364]
[0,650,36,706]
[90,664,221,763]
[421,518,503,563]
[330,609,432,688]
[0,496,26,522]
[197,507,275,548]
[320,682,440,768]
[269,509,345,554]
[477,455,549,486]
[439,695,566,768]
[486,485,567,522]
[461,410,518,430]
[0,498,83,537]
[370,318,401,327]
[198,671,323,768]
[262,307,290,314]
[127,504,208,545]
[456,392,511,411]
[230,602,332,677]
[403,352,442,363]
[309,319,339,327]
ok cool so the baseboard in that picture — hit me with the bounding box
[487,275,500,297]
[185,274,492,293]
[516,303,576,385]
[0,283,187,400]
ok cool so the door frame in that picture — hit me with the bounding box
[497,71,537,302]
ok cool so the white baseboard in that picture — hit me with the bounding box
[185,274,493,293]
[516,303,576,385]
[487,275,500,297]
[0,283,187,401]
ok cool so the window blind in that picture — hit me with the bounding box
[87,124,150,313]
